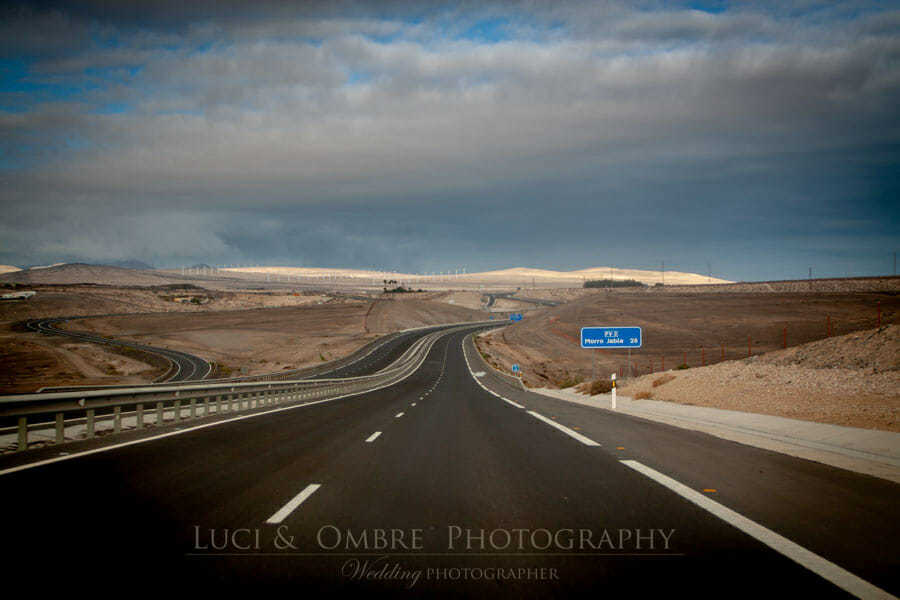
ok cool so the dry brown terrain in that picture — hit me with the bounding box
[0,329,169,392]
[0,284,344,332]
[0,290,488,393]
[648,276,900,294]
[63,297,486,379]
[616,325,900,432]
[1,263,183,286]
[475,288,900,389]
[511,288,596,303]
[431,291,488,311]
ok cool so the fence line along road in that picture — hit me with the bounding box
[2,321,501,453]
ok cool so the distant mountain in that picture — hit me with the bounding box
[103,259,155,270]
[0,263,180,286]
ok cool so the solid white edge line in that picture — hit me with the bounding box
[499,396,525,409]
[0,326,465,477]
[528,410,600,447]
[619,459,895,600]
[462,335,597,445]
[461,335,525,409]
[365,431,382,443]
[265,483,322,525]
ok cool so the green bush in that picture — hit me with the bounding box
[584,279,646,288]
[589,379,613,395]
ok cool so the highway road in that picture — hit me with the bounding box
[30,316,461,392]
[0,326,896,596]
[28,316,212,382]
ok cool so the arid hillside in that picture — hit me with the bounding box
[617,325,899,432]
[0,263,182,286]
[476,288,899,388]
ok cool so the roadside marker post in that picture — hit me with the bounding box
[611,373,617,410]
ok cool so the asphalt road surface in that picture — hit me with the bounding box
[29,316,212,382]
[0,327,896,596]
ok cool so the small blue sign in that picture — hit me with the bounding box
[512,364,520,373]
[580,327,642,348]
[510,313,523,321]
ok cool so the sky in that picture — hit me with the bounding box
[1,0,898,281]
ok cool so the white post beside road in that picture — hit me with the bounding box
[611,373,617,410]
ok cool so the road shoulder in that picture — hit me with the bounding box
[529,386,900,484]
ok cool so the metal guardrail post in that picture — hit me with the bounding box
[86,409,95,438]
[17,417,27,451]
[137,404,144,428]
[173,400,181,423]
[55,412,65,444]
[156,402,164,425]
[113,406,121,433]
[190,398,197,418]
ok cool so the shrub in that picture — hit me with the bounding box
[588,379,613,395]
[652,374,676,387]
[584,279,646,288]
[675,363,690,370]
[634,390,653,400]
[555,374,584,388]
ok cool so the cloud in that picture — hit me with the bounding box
[0,1,898,278]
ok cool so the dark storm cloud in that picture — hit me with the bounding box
[1,1,898,279]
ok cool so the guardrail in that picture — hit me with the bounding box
[2,321,499,452]
[37,320,490,391]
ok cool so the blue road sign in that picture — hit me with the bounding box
[512,364,520,373]
[580,327,642,348]
[510,313,523,321]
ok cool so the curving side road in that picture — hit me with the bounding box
[484,292,561,308]
[27,316,212,383]
[28,315,495,391]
